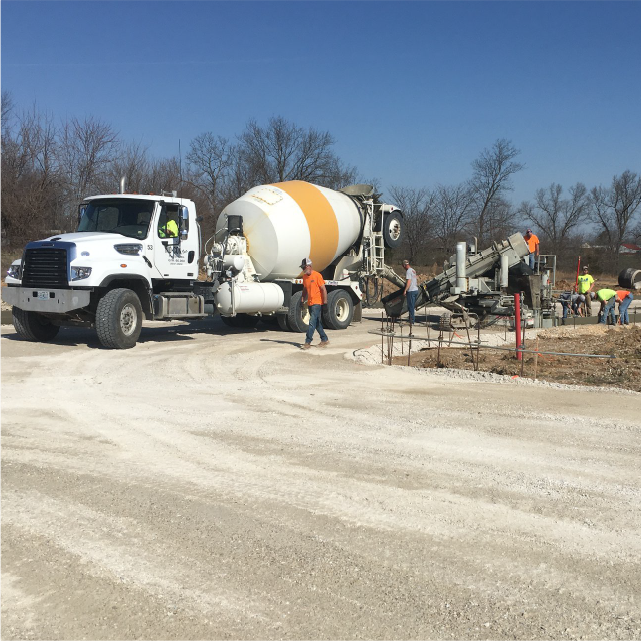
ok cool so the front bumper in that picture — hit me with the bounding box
[2,287,91,313]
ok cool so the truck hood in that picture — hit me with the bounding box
[40,232,138,245]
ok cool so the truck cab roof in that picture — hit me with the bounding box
[84,193,195,207]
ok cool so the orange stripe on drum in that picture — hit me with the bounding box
[272,181,339,270]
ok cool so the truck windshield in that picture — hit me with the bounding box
[78,199,155,239]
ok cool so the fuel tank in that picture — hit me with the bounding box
[217,181,363,281]
[216,282,284,315]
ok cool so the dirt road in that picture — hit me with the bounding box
[2,315,640,640]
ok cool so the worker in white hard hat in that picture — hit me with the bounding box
[300,258,329,349]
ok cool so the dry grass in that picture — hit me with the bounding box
[395,325,641,393]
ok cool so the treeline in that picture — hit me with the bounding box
[3,92,640,273]
[1,93,356,247]
[391,150,641,273]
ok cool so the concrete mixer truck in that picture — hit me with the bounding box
[3,180,405,348]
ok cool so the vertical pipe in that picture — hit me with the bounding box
[514,293,522,361]
[575,256,581,289]
[456,242,467,290]
[500,254,509,288]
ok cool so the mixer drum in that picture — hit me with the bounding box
[217,181,363,281]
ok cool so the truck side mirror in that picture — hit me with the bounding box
[77,204,87,228]
[180,206,189,240]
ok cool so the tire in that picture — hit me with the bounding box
[12,307,60,342]
[383,211,404,249]
[276,314,290,331]
[323,290,354,330]
[286,291,310,333]
[220,313,260,329]
[95,288,143,349]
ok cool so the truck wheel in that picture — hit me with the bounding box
[221,314,260,329]
[12,307,60,342]
[323,290,354,330]
[383,211,404,249]
[276,314,290,331]
[287,291,310,333]
[96,288,143,349]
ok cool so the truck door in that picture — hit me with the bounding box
[151,203,198,281]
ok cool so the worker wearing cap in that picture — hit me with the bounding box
[523,229,540,270]
[596,288,618,325]
[300,258,329,349]
[577,265,595,316]
[402,259,419,335]
[616,290,633,325]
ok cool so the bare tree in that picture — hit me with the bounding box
[432,183,475,258]
[57,116,120,228]
[631,220,641,246]
[186,132,236,215]
[145,157,182,195]
[468,139,524,246]
[2,91,14,131]
[388,186,435,263]
[238,116,356,187]
[1,102,63,244]
[99,140,151,195]
[521,182,588,254]
[590,170,641,269]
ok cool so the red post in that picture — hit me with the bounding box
[514,293,522,361]
[575,256,581,288]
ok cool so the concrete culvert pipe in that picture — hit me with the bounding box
[618,268,641,290]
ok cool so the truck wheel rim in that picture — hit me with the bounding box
[388,219,401,241]
[335,299,349,322]
[120,303,137,336]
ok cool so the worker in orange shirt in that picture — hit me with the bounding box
[300,258,329,349]
[616,290,633,325]
[524,228,540,271]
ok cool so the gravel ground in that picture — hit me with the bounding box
[2,313,640,640]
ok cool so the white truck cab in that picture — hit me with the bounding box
[2,193,204,348]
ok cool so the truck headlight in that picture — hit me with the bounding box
[114,243,143,256]
[7,263,22,279]
[70,266,92,281]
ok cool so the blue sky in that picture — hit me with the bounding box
[2,1,640,205]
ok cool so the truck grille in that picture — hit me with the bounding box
[22,248,68,288]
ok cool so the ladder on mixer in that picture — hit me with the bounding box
[364,202,386,276]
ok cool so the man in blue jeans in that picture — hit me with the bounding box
[616,290,633,325]
[300,258,329,349]
[596,288,617,324]
[403,259,419,336]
